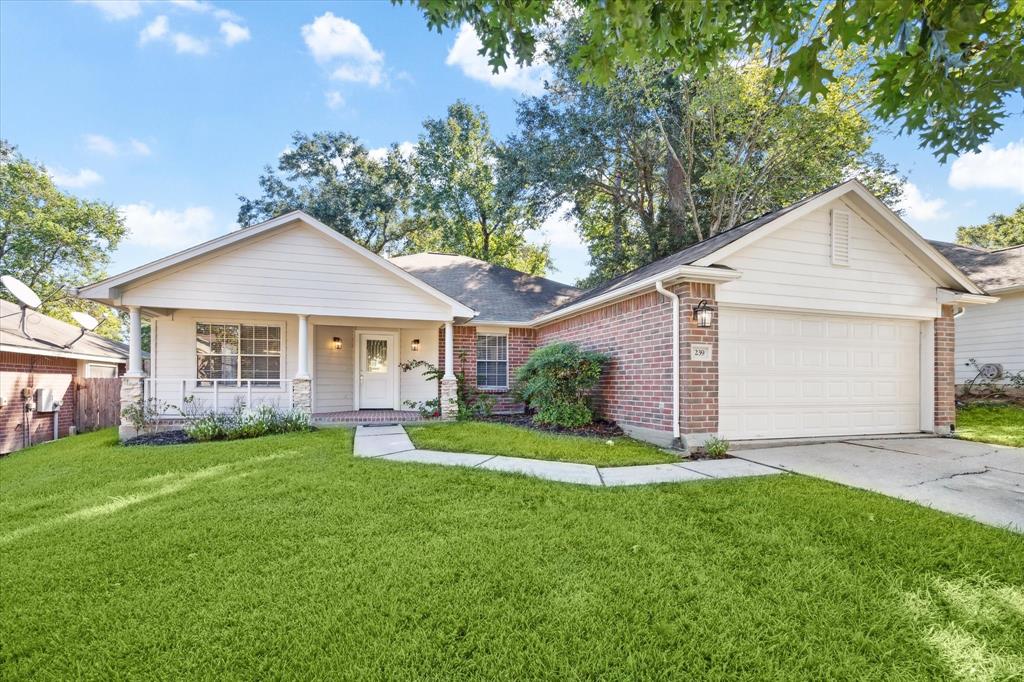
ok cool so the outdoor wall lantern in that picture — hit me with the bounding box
[333,336,343,351]
[693,300,713,328]
[411,338,421,352]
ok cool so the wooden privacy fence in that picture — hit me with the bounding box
[75,377,121,433]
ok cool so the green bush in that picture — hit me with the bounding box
[515,342,609,427]
[702,436,730,459]
[184,404,312,442]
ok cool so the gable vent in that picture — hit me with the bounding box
[830,209,851,266]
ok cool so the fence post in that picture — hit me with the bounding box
[247,380,253,411]
[214,380,219,413]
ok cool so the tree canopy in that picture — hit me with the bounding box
[955,204,1024,249]
[0,141,126,339]
[399,0,1024,160]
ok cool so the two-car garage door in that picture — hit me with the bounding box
[719,309,922,440]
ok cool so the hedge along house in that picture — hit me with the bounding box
[77,180,994,447]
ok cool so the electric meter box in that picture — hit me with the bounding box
[34,387,58,412]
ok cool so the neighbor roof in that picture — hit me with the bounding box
[389,253,582,323]
[928,241,1024,292]
[0,299,130,362]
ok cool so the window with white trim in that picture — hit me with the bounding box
[85,363,118,378]
[196,323,282,385]
[476,334,508,389]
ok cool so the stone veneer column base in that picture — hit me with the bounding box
[118,375,144,441]
[291,377,312,416]
[439,377,458,420]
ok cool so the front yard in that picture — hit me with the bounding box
[957,404,1024,447]
[2,428,1022,679]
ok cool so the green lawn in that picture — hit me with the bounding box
[2,429,1023,680]
[406,421,678,466]
[957,404,1024,447]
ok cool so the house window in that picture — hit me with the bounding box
[196,323,281,385]
[85,363,118,378]
[476,334,508,389]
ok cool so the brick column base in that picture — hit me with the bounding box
[291,378,312,416]
[934,305,956,436]
[439,377,458,420]
[118,375,144,441]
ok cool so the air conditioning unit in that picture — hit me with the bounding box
[34,387,58,412]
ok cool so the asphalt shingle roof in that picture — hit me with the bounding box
[928,241,1024,292]
[0,299,130,361]
[389,253,582,323]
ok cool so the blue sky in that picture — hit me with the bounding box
[2,1,1022,285]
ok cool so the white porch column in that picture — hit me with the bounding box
[296,314,310,379]
[443,321,455,380]
[126,306,144,376]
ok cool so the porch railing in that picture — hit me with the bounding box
[143,378,296,417]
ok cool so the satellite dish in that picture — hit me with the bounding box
[1,275,42,309]
[71,311,100,331]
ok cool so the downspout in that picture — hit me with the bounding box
[655,280,681,447]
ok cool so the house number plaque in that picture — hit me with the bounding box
[690,343,711,361]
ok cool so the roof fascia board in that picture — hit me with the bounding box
[0,343,128,363]
[529,265,741,327]
[937,289,999,306]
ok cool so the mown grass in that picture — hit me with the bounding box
[2,428,1023,680]
[406,421,677,466]
[957,404,1024,447]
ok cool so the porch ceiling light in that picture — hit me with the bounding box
[411,338,421,352]
[333,336,343,350]
[693,300,713,328]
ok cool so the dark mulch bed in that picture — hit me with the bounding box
[122,430,193,447]
[480,413,625,438]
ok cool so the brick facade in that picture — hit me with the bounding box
[1,351,77,454]
[679,283,718,436]
[535,287,679,433]
[934,305,956,435]
[438,326,537,412]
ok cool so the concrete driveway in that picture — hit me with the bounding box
[737,437,1024,532]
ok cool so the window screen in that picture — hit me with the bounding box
[476,334,508,389]
[197,323,281,385]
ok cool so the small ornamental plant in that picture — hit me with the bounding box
[702,436,730,459]
[515,342,609,428]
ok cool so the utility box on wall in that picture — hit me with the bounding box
[34,387,57,412]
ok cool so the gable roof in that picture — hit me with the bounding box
[0,299,129,362]
[389,253,581,323]
[77,211,476,318]
[928,241,1024,293]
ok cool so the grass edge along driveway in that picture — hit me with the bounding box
[2,428,1023,680]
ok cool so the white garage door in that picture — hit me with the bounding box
[719,309,922,440]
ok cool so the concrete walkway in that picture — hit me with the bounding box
[352,425,782,487]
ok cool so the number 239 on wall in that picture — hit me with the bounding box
[690,343,711,361]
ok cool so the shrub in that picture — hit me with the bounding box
[400,354,494,420]
[702,436,730,459]
[183,403,312,442]
[515,342,609,428]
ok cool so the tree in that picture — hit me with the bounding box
[412,101,550,275]
[398,0,1024,159]
[956,204,1024,249]
[0,141,126,339]
[510,38,902,284]
[238,132,416,255]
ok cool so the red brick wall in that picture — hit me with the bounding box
[535,287,679,432]
[1,351,77,454]
[679,283,718,435]
[934,305,956,433]
[438,326,536,412]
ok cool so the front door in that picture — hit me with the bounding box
[358,333,396,409]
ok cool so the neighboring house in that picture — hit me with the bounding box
[77,180,993,448]
[1,300,129,453]
[929,241,1023,386]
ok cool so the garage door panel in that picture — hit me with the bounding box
[720,309,921,439]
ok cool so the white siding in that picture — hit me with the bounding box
[400,326,440,407]
[121,222,453,319]
[716,199,940,319]
[315,325,354,412]
[954,291,1024,383]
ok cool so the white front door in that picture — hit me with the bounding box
[358,333,397,409]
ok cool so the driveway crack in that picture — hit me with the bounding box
[908,468,990,487]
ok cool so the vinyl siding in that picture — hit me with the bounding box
[954,291,1024,383]
[716,199,939,319]
[400,327,440,407]
[120,222,453,319]
[315,325,354,412]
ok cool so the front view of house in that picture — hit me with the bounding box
[77,180,995,448]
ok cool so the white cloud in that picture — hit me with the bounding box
[530,202,580,246]
[50,168,103,189]
[897,181,947,222]
[219,21,250,46]
[169,0,238,21]
[325,91,345,110]
[129,138,152,156]
[368,141,415,162]
[171,32,209,55]
[446,23,550,95]
[139,15,169,44]
[76,0,141,20]
[303,12,386,90]
[948,140,1024,194]
[119,202,218,248]
[84,134,119,156]
[330,63,384,86]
